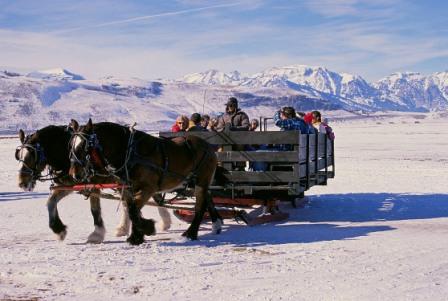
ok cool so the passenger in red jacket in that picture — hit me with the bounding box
[171,115,189,132]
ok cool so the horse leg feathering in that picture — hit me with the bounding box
[182,185,209,240]
[153,194,172,231]
[115,202,131,237]
[87,192,106,243]
[47,190,71,241]
[126,201,155,245]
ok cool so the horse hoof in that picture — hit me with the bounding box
[50,221,66,237]
[182,230,198,240]
[56,229,67,241]
[87,226,105,244]
[127,233,144,245]
[140,219,156,236]
[212,219,223,235]
[115,226,130,237]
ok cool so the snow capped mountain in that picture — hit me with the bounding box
[83,76,162,99]
[183,65,379,103]
[339,73,377,100]
[243,65,343,94]
[375,72,448,111]
[1,65,447,132]
[432,72,448,101]
[1,70,21,78]
[183,66,448,112]
[27,68,85,81]
[181,69,243,85]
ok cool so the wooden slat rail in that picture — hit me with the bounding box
[160,130,334,195]
[216,151,299,163]
[224,171,294,183]
[163,130,300,145]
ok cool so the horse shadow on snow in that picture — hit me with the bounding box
[162,192,448,247]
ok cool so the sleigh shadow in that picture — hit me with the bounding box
[162,193,448,247]
[289,193,448,223]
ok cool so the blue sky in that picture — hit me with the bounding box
[0,0,447,81]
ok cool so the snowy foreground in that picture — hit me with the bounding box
[1,114,448,300]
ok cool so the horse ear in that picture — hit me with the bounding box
[19,129,25,143]
[86,118,93,131]
[69,119,79,132]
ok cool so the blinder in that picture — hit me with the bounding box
[15,148,20,161]
[15,141,47,178]
[69,131,107,180]
[15,143,46,165]
[70,133,100,163]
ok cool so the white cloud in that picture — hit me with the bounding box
[304,0,359,17]
[51,2,246,34]
[303,0,405,18]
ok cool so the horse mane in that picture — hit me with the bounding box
[89,122,135,168]
[87,122,162,171]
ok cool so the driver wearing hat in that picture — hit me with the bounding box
[215,97,250,132]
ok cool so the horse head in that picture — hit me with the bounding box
[68,118,98,182]
[16,129,47,191]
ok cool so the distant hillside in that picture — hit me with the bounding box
[1,65,447,132]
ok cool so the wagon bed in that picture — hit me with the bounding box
[160,129,335,224]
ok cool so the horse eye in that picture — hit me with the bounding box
[15,149,20,160]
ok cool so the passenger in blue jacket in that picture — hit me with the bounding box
[273,106,310,134]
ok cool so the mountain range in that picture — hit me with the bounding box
[181,65,448,112]
[1,65,447,132]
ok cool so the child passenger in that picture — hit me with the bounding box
[311,110,335,140]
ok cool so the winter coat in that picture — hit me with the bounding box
[188,125,207,132]
[273,111,314,150]
[273,111,310,134]
[215,109,250,131]
[171,124,181,133]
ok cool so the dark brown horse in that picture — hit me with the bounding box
[69,119,222,245]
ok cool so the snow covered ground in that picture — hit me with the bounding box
[1,113,448,300]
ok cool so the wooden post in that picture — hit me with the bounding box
[324,134,328,185]
[306,134,310,190]
[331,138,336,177]
[221,127,233,171]
[293,132,301,195]
[314,133,318,185]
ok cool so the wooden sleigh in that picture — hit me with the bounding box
[160,128,335,225]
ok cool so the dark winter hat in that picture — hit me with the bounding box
[190,113,201,124]
[281,106,296,118]
[226,97,238,107]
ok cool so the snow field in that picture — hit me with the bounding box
[1,114,448,300]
